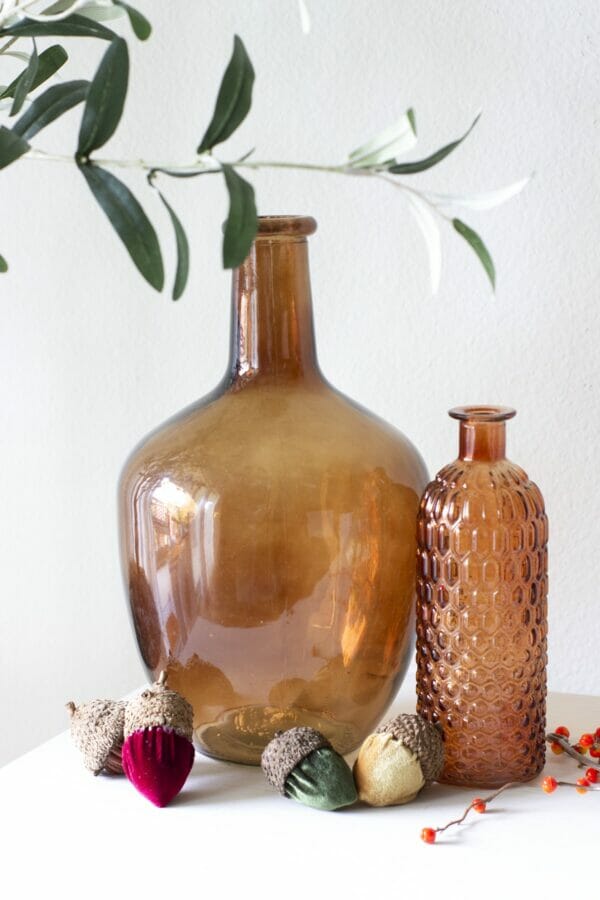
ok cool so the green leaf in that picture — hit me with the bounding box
[348,110,417,168]
[11,40,38,116]
[79,163,164,291]
[407,107,417,135]
[197,35,254,154]
[453,218,496,291]
[0,254,8,273]
[158,192,189,300]
[78,37,129,156]
[2,44,67,102]
[388,113,481,175]
[1,14,116,41]
[13,80,88,141]
[221,164,257,269]
[0,126,29,170]
[115,2,152,40]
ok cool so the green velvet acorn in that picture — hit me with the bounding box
[261,727,357,811]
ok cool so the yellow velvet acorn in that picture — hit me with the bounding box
[353,713,444,807]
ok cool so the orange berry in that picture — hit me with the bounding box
[580,733,594,748]
[421,827,436,844]
[574,744,588,755]
[472,798,486,813]
[542,776,558,793]
[590,746,600,759]
[585,767,599,783]
[576,777,590,794]
[555,726,570,738]
[551,742,564,754]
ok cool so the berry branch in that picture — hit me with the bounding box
[420,781,522,844]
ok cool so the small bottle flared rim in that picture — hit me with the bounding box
[449,405,516,423]
[255,215,317,238]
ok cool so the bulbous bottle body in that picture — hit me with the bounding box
[119,216,427,764]
[416,406,548,787]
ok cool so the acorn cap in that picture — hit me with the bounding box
[124,670,193,742]
[261,726,331,795]
[376,713,444,782]
[66,698,126,775]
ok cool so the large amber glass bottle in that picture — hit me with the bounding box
[416,406,548,787]
[119,216,427,764]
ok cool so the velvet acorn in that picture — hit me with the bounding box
[261,726,357,811]
[353,713,444,807]
[122,670,195,807]
[66,698,126,775]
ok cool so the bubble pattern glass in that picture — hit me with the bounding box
[416,406,548,787]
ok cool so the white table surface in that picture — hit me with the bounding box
[2,686,598,898]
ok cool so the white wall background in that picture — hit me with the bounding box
[1,0,598,766]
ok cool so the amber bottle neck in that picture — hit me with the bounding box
[459,421,506,462]
[228,235,320,384]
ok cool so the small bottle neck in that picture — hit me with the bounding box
[459,421,506,462]
[228,233,320,385]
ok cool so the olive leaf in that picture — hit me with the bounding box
[424,176,531,212]
[197,35,254,154]
[0,126,29,169]
[1,45,67,102]
[221,164,257,268]
[13,80,89,141]
[388,113,481,175]
[453,218,495,290]
[77,37,128,156]
[407,193,441,296]
[158,192,190,300]
[0,14,116,41]
[0,254,8,273]
[114,2,152,40]
[10,40,38,116]
[79,163,164,291]
[348,109,417,168]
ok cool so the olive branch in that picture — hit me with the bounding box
[0,0,529,299]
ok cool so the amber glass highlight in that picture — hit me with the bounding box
[119,216,427,764]
[416,406,548,787]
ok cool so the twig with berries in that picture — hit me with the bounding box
[420,781,522,844]
[547,725,600,768]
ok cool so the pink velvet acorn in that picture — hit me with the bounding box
[122,671,195,807]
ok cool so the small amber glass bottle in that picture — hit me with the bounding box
[416,406,548,787]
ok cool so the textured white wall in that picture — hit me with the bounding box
[1,0,598,766]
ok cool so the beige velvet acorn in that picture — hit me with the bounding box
[66,698,126,775]
[353,713,444,807]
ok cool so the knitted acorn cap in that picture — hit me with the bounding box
[261,726,332,795]
[376,714,444,782]
[66,698,126,775]
[124,671,193,742]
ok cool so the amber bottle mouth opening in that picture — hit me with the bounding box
[449,405,516,423]
[255,215,317,239]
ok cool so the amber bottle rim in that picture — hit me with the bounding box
[449,405,516,423]
[254,215,317,239]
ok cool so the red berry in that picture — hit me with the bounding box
[585,767,599,783]
[576,777,590,794]
[421,827,436,844]
[472,798,486,813]
[580,733,594,748]
[555,725,570,738]
[574,744,588,755]
[550,742,564,755]
[542,776,558,793]
[590,746,600,759]
[595,727,600,741]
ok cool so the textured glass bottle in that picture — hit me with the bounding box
[416,406,548,787]
[119,216,427,764]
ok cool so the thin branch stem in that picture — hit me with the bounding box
[21,147,451,223]
[434,781,522,835]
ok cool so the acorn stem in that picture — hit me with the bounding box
[158,670,168,687]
